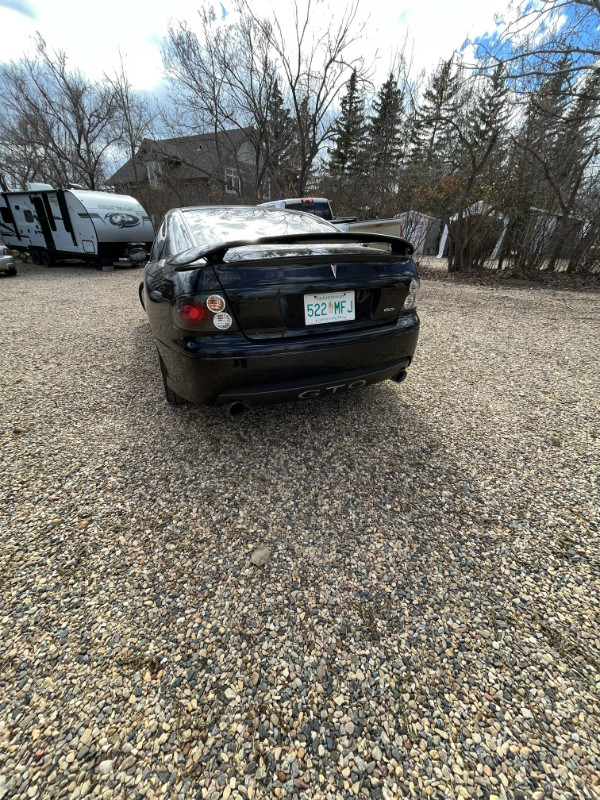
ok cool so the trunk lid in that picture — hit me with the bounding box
[213,244,416,340]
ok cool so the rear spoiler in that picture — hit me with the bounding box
[169,231,414,271]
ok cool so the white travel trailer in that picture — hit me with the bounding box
[0,184,154,266]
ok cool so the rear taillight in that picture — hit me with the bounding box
[174,293,238,333]
[179,300,208,324]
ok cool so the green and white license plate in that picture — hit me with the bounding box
[304,291,355,325]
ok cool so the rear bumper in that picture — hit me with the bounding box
[156,314,419,406]
[0,254,15,272]
[215,359,410,406]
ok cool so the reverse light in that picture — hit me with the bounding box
[213,312,233,330]
[179,300,208,324]
[403,277,420,310]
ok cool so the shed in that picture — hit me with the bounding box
[437,202,509,259]
[394,211,442,255]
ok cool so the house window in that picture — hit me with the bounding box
[225,167,240,194]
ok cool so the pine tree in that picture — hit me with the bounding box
[469,64,508,152]
[505,57,600,271]
[265,79,295,195]
[327,69,367,176]
[366,72,404,176]
[410,58,462,167]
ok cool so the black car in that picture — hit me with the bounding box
[139,206,420,414]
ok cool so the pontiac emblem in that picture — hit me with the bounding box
[331,264,337,278]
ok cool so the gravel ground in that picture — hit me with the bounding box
[1,263,599,800]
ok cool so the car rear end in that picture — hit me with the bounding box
[0,235,16,275]
[148,207,420,407]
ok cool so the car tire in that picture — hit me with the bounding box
[39,250,52,267]
[30,250,41,265]
[8,267,17,276]
[138,282,145,310]
[158,352,187,406]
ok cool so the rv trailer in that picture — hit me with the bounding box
[0,184,154,267]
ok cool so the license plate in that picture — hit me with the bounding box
[304,291,355,325]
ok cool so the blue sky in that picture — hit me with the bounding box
[0,0,509,91]
[471,0,599,72]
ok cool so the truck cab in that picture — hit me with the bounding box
[258,197,335,220]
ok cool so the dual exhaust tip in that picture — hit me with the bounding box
[226,370,407,416]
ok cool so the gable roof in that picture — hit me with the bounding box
[107,128,255,186]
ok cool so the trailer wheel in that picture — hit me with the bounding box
[30,250,41,265]
[39,250,52,267]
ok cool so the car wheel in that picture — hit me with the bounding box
[158,352,187,406]
[30,250,41,265]
[8,267,17,276]
[138,282,145,310]
[39,250,52,267]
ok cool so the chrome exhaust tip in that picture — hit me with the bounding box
[227,401,247,417]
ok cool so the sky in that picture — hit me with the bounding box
[0,0,508,91]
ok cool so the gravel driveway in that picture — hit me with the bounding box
[1,264,599,800]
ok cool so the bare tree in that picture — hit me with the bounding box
[473,0,600,85]
[162,0,369,198]
[0,36,121,189]
[242,0,368,195]
[105,56,156,203]
[501,59,600,273]
[162,4,283,200]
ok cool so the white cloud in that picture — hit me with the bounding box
[0,0,505,90]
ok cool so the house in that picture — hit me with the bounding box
[106,128,257,222]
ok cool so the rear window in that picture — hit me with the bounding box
[183,207,336,249]
[285,201,333,220]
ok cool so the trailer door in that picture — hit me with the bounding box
[31,196,55,250]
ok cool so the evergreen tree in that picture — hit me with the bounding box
[504,57,600,271]
[512,57,577,214]
[468,63,508,153]
[327,69,367,175]
[366,72,404,176]
[264,79,296,195]
[410,58,462,167]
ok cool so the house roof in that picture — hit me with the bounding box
[107,128,255,186]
